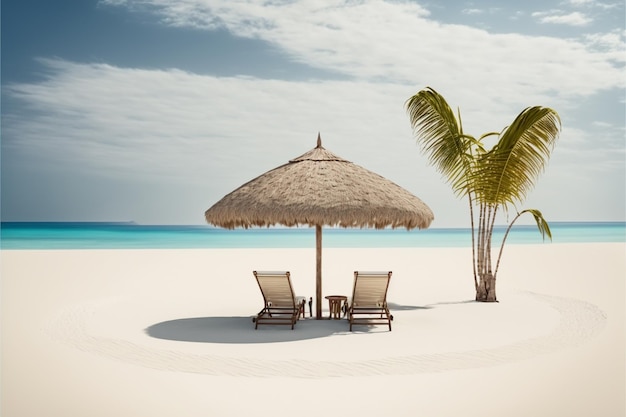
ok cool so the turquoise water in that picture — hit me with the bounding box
[0,222,624,249]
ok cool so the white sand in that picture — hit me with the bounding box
[1,243,624,416]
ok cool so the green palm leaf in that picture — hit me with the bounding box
[475,107,561,207]
[405,87,475,196]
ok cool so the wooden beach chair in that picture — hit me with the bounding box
[348,271,393,331]
[252,271,306,329]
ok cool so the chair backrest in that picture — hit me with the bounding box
[351,271,392,307]
[253,271,296,308]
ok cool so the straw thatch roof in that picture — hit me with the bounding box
[205,136,434,230]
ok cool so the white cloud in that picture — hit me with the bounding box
[565,0,623,10]
[533,10,593,26]
[592,121,613,128]
[583,30,626,63]
[99,1,622,98]
[3,59,425,182]
[4,55,624,224]
[5,0,624,224]
[510,10,526,20]
[462,8,483,15]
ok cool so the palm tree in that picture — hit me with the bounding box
[405,87,561,301]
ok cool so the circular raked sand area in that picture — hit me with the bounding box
[46,289,606,378]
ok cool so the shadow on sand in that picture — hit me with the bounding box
[145,301,453,344]
[426,299,476,306]
[387,302,432,311]
[145,316,359,344]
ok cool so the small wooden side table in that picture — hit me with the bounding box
[325,295,347,319]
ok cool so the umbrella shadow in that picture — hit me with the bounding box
[426,300,477,307]
[387,302,432,311]
[145,316,374,344]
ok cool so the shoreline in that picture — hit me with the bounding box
[2,243,624,416]
[2,222,624,250]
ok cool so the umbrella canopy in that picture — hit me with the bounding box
[205,134,434,318]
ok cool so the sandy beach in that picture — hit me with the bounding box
[1,243,624,416]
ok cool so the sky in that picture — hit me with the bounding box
[1,0,624,227]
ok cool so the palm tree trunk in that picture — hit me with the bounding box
[468,194,478,292]
[476,271,497,302]
[475,204,498,302]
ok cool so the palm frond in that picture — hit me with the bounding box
[474,106,561,207]
[525,208,552,241]
[405,87,475,196]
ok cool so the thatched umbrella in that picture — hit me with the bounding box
[205,134,434,319]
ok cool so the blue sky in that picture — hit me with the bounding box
[2,0,624,226]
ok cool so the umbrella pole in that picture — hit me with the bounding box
[316,224,322,319]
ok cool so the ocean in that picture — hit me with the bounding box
[0,221,624,250]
